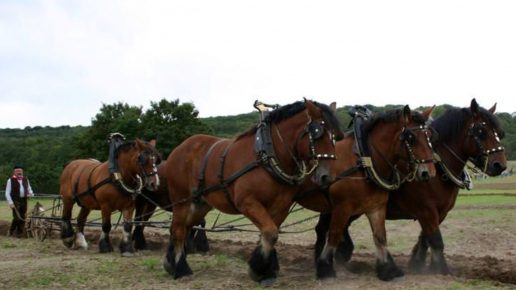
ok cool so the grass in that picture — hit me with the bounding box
[456,195,516,206]
[0,162,514,236]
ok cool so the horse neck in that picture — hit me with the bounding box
[434,131,470,174]
[116,151,140,185]
[367,123,401,176]
[270,114,309,173]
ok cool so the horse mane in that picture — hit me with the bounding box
[116,141,136,154]
[431,106,505,143]
[362,108,426,134]
[236,101,342,140]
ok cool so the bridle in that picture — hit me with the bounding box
[399,124,435,182]
[274,117,338,182]
[113,147,160,194]
[137,152,160,178]
[468,121,505,172]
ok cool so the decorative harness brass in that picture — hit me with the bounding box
[193,101,337,206]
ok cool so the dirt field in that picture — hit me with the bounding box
[1,202,515,290]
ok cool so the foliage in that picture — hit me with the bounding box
[75,99,212,160]
[0,101,515,194]
[0,126,86,195]
[140,99,212,157]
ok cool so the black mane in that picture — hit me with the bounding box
[237,100,342,139]
[362,108,426,134]
[431,106,505,143]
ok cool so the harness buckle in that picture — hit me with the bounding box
[112,172,122,181]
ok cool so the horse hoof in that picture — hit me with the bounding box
[316,255,336,280]
[430,262,452,275]
[99,240,114,253]
[376,263,404,281]
[260,278,277,287]
[62,237,74,249]
[163,257,175,276]
[121,252,134,257]
[408,257,426,274]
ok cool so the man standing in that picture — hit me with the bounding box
[4,165,34,237]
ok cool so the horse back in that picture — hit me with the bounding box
[59,159,109,207]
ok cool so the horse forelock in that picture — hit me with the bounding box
[313,101,344,139]
[431,106,505,143]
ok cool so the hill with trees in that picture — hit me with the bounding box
[1,99,514,194]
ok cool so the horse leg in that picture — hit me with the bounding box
[242,203,281,286]
[74,207,90,250]
[60,197,75,248]
[316,206,350,279]
[133,202,155,251]
[408,231,429,273]
[119,207,135,257]
[164,203,193,279]
[427,228,451,275]
[98,207,114,253]
[314,213,330,263]
[190,218,210,253]
[366,208,404,281]
[184,203,212,254]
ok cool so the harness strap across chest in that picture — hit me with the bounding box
[73,163,110,207]
[194,140,261,210]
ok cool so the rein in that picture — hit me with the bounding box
[193,104,336,207]
[432,119,505,187]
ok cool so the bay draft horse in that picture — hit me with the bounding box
[332,99,507,275]
[60,139,161,256]
[163,100,343,285]
[299,105,436,281]
[132,159,209,253]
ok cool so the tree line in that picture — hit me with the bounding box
[1,99,515,194]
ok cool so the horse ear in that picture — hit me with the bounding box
[471,98,480,116]
[135,139,145,150]
[422,105,435,121]
[488,102,497,114]
[329,102,337,113]
[148,139,156,147]
[304,99,320,118]
[402,105,411,124]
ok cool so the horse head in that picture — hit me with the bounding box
[299,100,344,185]
[365,105,436,183]
[135,139,162,191]
[399,105,436,181]
[116,139,161,192]
[465,99,507,176]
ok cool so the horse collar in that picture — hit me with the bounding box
[350,107,401,191]
[433,152,473,190]
[255,121,308,185]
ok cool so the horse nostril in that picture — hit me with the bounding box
[493,162,506,173]
[420,171,430,181]
[321,175,333,185]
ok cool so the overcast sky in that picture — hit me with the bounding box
[1,0,515,129]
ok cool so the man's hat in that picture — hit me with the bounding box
[13,164,24,170]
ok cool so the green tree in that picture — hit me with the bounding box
[140,99,213,157]
[75,103,143,160]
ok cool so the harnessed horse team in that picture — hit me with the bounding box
[58,98,507,285]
